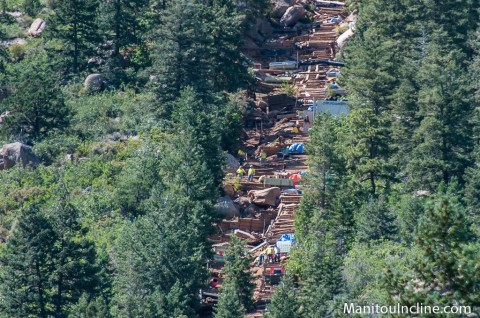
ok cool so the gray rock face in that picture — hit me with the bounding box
[272,0,290,18]
[28,18,46,37]
[84,74,106,91]
[1,142,39,170]
[247,17,274,42]
[280,5,307,27]
[215,196,240,218]
[248,187,282,207]
[225,153,240,173]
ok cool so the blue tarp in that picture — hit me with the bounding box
[326,71,340,76]
[329,17,343,23]
[288,143,304,153]
[278,234,295,243]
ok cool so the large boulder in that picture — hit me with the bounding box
[255,141,284,157]
[84,74,107,91]
[28,18,46,37]
[215,196,240,219]
[248,187,282,207]
[225,153,240,173]
[272,0,290,19]
[247,17,274,42]
[1,142,39,170]
[337,28,354,49]
[280,5,306,27]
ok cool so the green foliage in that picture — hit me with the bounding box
[46,0,100,76]
[150,0,250,109]
[0,52,70,143]
[214,281,245,318]
[23,0,41,16]
[96,0,150,85]
[69,91,156,140]
[265,275,299,318]
[222,235,255,311]
[0,197,102,318]
[384,192,480,314]
[7,43,26,61]
[355,195,397,243]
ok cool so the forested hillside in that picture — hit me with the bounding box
[0,0,479,317]
[288,0,480,317]
[0,0,266,317]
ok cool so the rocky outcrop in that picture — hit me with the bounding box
[248,187,282,207]
[1,142,39,170]
[215,196,240,218]
[28,18,46,37]
[272,0,290,18]
[280,5,306,27]
[84,74,107,91]
[225,153,240,173]
[247,17,274,42]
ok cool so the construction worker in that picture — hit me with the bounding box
[237,149,246,165]
[266,245,274,263]
[236,166,246,179]
[274,245,281,263]
[257,252,265,266]
[248,165,256,182]
[292,126,299,134]
[260,150,267,164]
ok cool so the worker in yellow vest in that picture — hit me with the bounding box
[260,150,267,164]
[266,245,274,263]
[248,165,256,182]
[236,166,246,179]
[237,149,246,165]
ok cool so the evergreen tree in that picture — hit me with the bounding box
[385,191,480,315]
[48,194,102,317]
[406,39,473,191]
[96,0,149,84]
[355,195,397,243]
[214,281,245,318]
[0,52,70,142]
[222,235,255,311]
[112,91,223,317]
[298,220,345,318]
[68,294,112,318]
[0,206,57,318]
[150,0,249,109]
[47,0,100,76]
[23,0,42,17]
[295,114,348,239]
[265,275,299,318]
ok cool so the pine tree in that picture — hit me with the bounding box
[47,0,100,76]
[406,38,474,191]
[265,275,299,318]
[222,236,255,311]
[23,0,41,17]
[48,194,102,317]
[214,281,245,318]
[96,0,149,84]
[0,206,57,318]
[150,0,249,109]
[384,190,480,314]
[0,52,70,142]
[298,221,345,318]
[295,114,348,239]
[355,195,397,243]
[112,91,223,317]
